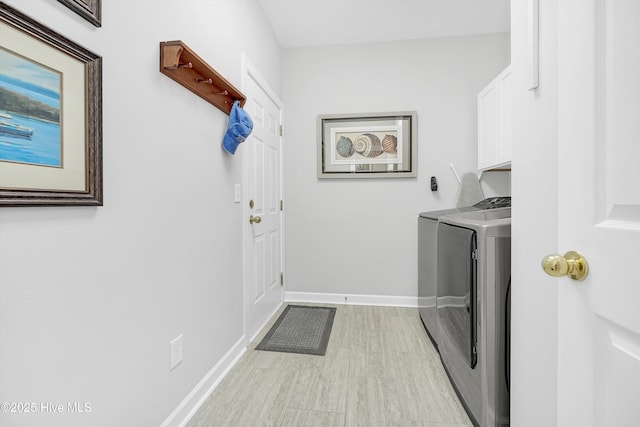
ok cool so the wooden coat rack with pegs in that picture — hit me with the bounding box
[159,40,246,115]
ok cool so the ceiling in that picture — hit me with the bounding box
[256,0,510,49]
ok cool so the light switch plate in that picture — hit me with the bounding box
[234,184,241,203]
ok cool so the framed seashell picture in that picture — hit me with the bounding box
[317,112,417,178]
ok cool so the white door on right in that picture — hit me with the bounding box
[553,1,640,425]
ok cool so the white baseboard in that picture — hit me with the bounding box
[160,337,246,427]
[285,291,418,308]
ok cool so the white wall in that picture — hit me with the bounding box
[0,1,281,426]
[282,35,510,302]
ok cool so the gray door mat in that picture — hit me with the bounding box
[255,305,336,356]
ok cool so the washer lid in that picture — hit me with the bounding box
[419,206,479,220]
[439,207,511,237]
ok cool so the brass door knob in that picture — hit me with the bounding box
[541,251,589,281]
[249,215,262,224]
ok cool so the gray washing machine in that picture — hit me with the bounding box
[437,207,511,427]
[418,197,510,348]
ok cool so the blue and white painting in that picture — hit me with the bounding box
[0,47,62,168]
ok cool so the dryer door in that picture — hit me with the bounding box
[438,223,478,369]
[438,222,480,424]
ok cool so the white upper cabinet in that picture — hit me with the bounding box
[478,65,512,171]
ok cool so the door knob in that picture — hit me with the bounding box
[249,215,262,224]
[541,251,589,281]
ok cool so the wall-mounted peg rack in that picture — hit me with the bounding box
[159,40,246,115]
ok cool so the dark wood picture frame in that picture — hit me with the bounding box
[317,111,417,179]
[57,0,101,28]
[0,2,103,206]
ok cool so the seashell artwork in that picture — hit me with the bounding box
[335,136,355,158]
[353,133,383,158]
[381,134,398,154]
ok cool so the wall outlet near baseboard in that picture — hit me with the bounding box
[170,334,183,370]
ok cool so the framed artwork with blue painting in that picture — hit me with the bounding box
[0,2,102,206]
[317,111,417,178]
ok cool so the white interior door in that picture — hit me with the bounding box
[553,1,640,425]
[243,60,283,343]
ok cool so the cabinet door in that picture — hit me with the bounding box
[497,67,512,166]
[478,66,511,171]
[477,79,499,170]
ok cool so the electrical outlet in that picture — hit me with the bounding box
[170,334,183,370]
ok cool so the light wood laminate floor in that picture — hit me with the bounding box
[187,304,472,426]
